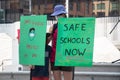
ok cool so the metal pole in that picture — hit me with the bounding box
[101,0,102,16]
[112,59,120,63]
[72,67,75,80]
[92,0,94,16]
[65,0,69,17]
[108,0,110,16]
[65,1,74,80]
[118,0,120,17]
[4,0,6,23]
[29,0,32,14]
[109,20,120,34]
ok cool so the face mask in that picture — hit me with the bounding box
[29,29,35,41]
[29,33,35,37]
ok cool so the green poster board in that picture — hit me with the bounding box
[55,17,95,67]
[19,15,47,65]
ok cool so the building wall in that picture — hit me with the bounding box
[0,0,22,22]
[0,0,93,22]
[69,0,93,17]
[93,0,110,17]
[0,0,120,22]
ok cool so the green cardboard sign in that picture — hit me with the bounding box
[55,17,95,67]
[19,15,47,65]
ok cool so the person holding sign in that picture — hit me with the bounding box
[49,4,74,80]
[30,33,52,80]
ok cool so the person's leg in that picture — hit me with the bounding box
[43,77,49,80]
[49,61,52,80]
[51,62,62,80]
[32,77,40,80]
[53,70,62,80]
[63,71,73,80]
[32,77,49,80]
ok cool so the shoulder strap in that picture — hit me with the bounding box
[52,23,58,34]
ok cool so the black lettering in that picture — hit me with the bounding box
[78,48,86,56]
[76,38,81,43]
[72,49,78,56]
[69,24,74,31]
[81,38,85,44]
[75,24,80,31]
[60,37,91,44]
[65,48,86,56]
[81,24,86,31]
[86,37,90,44]
[60,37,65,44]
[71,38,76,43]
[67,37,72,43]
[64,24,68,31]
[65,49,71,56]
[64,24,86,31]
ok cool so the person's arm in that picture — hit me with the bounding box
[47,26,53,44]
[49,25,53,33]
[29,65,35,69]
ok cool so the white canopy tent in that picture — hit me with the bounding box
[93,37,120,63]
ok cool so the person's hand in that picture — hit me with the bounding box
[29,65,35,69]
[49,26,53,33]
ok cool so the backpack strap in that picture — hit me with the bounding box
[52,23,58,35]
